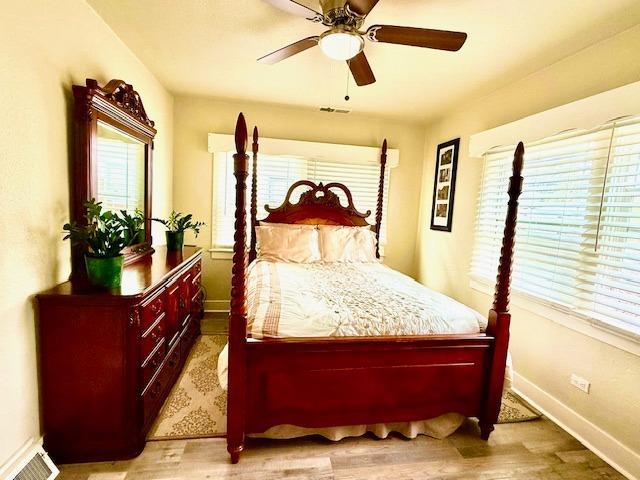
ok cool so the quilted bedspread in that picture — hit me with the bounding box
[245,260,487,339]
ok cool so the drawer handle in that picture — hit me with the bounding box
[179,298,185,309]
[150,357,160,369]
[151,301,162,315]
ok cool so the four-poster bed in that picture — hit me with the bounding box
[226,112,525,463]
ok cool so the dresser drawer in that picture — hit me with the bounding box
[191,260,202,279]
[140,289,166,332]
[180,317,199,360]
[141,339,180,428]
[164,337,182,384]
[165,279,181,347]
[140,339,166,392]
[190,289,202,318]
[141,315,166,360]
[178,273,192,327]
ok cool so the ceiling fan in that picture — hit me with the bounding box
[258,0,467,86]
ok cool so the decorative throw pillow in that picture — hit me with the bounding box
[318,225,378,263]
[256,225,321,263]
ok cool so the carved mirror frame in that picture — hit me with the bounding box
[71,78,156,276]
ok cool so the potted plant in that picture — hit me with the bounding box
[119,208,146,245]
[63,199,135,288]
[152,211,205,251]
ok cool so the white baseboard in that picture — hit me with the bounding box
[513,372,640,480]
[204,299,229,313]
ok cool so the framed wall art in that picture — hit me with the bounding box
[430,138,460,232]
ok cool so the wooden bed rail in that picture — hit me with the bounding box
[227,113,249,463]
[479,141,525,439]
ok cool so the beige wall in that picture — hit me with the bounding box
[0,0,173,468]
[173,96,425,307]
[417,25,640,464]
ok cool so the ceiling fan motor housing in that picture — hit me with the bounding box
[320,0,365,27]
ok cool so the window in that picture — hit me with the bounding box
[96,121,145,213]
[212,152,390,249]
[472,115,640,336]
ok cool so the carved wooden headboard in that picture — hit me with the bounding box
[261,180,372,227]
[244,119,388,261]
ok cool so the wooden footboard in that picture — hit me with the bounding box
[226,112,524,463]
[245,335,493,434]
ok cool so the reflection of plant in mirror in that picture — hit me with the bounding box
[152,211,205,236]
[119,208,145,245]
[63,199,136,258]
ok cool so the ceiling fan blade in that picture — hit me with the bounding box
[262,0,324,22]
[348,51,376,86]
[366,25,467,51]
[346,0,380,17]
[258,36,320,64]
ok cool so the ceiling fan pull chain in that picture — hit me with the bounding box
[345,62,351,101]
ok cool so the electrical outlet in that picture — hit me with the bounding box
[570,373,590,393]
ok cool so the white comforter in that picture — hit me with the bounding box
[245,260,487,339]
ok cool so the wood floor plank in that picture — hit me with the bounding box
[57,418,627,480]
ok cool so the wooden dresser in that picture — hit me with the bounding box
[37,246,203,463]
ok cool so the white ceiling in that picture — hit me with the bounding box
[88,0,640,122]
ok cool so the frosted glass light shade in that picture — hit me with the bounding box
[319,31,364,61]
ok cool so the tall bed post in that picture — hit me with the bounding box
[249,126,259,263]
[480,141,525,440]
[375,139,388,259]
[227,113,249,463]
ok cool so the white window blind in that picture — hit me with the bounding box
[212,152,390,249]
[472,115,640,336]
[96,122,145,213]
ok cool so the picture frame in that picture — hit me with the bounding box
[430,138,460,232]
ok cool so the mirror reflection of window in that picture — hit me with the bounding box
[96,121,145,214]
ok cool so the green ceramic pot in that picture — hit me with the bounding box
[84,254,124,289]
[166,231,184,251]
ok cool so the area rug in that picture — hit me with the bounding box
[497,389,542,423]
[148,334,540,440]
[147,335,227,440]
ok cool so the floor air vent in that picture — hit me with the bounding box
[319,107,350,114]
[8,446,58,480]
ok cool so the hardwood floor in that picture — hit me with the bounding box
[57,418,625,479]
[200,314,228,335]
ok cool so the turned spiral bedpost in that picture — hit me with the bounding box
[375,139,387,259]
[227,113,249,464]
[479,141,525,442]
[492,141,524,315]
[249,126,259,263]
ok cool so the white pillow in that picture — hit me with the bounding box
[256,225,321,263]
[318,225,378,263]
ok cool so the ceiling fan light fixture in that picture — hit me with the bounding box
[319,29,364,61]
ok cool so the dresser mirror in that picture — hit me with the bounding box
[71,78,156,276]
[96,121,146,215]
